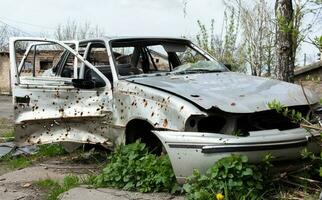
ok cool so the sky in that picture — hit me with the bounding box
[0,0,225,37]
[0,0,320,65]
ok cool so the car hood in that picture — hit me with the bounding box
[127,72,319,113]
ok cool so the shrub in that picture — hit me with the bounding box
[183,154,271,200]
[93,140,179,193]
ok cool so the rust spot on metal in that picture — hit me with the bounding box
[143,99,148,107]
[163,119,168,128]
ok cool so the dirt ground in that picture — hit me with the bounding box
[0,95,184,200]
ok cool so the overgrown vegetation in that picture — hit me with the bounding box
[183,154,272,200]
[36,175,81,200]
[92,141,179,193]
[27,137,319,200]
[268,100,322,196]
[89,141,281,200]
[268,100,304,123]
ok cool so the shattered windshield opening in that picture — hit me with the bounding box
[110,39,227,78]
[171,60,226,74]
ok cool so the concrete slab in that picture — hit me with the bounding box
[0,166,65,183]
[60,186,184,200]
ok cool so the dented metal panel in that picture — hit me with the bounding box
[113,81,205,131]
[153,129,320,183]
[129,72,319,113]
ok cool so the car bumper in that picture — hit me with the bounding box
[153,128,321,184]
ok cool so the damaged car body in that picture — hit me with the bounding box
[10,37,321,183]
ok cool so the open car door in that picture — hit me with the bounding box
[10,38,113,149]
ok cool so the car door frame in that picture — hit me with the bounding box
[10,37,114,148]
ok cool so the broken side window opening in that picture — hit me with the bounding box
[10,38,111,89]
[16,41,78,79]
[79,42,113,86]
[109,39,228,79]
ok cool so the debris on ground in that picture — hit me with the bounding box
[0,142,38,158]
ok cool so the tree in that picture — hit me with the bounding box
[0,24,9,51]
[194,4,246,72]
[240,0,276,77]
[184,0,321,78]
[275,0,322,82]
[0,23,27,51]
[311,36,322,61]
[55,20,105,40]
[275,0,295,82]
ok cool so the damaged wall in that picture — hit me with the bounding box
[0,51,62,94]
[0,52,11,95]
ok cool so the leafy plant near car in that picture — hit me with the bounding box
[90,140,276,200]
[268,100,322,196]
[183,154,272,200]
[92,140,180,193]
[268,100,304,123]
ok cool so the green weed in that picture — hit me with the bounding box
[5,155,31,169]
[183,154,272,200]
[36,175,80,200]
[93,140,179,193]
[36,144,67,157]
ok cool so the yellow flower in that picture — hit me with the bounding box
[216,193,224,200]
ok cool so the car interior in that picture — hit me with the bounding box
[54,39,203,88]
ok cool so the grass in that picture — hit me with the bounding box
[36,144,67,157]
[0,118,14,142]
[0,144,67,169]
[36,175,81,200]
[274,188,321,200]
[7,156,30,169]
[2,130,14,139]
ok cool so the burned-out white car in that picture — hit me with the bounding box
[10,37,321,183]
